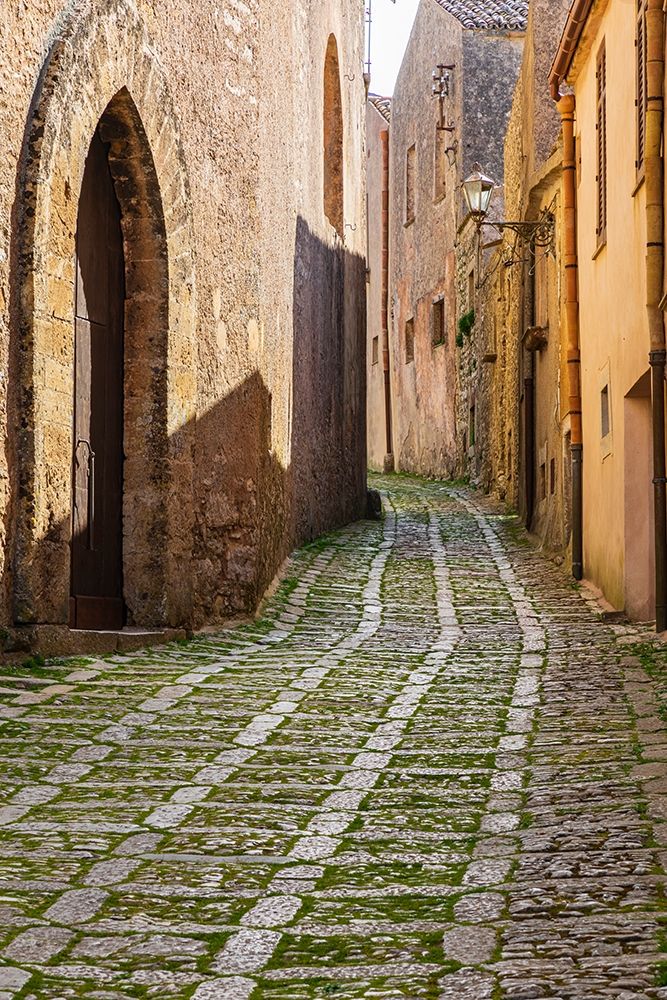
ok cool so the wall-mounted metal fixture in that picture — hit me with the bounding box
[432,63,457,164]
[344,73,356,82]
[445,139,459,168]
[462,164,556,289]
[432,63,456,133]
[462,163,555,254]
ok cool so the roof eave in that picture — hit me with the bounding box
[549,0,595,100]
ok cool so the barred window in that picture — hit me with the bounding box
[323,35,344,236]
[432,298,445,347]
[405,317,415,363]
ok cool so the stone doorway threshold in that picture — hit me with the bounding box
[3,624,188,659]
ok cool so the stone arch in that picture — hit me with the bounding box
[14,0,196,631]
[323,33,345,237]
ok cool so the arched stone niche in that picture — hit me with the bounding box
[14,0,196,629]
[323,33,345,238]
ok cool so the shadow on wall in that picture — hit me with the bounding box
[1,214,367,649]
[291,216,368,546]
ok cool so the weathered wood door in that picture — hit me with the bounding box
[70,129,125,631]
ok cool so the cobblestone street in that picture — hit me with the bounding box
[3,475,667,998]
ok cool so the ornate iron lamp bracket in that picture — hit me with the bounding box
[474,211,556,255]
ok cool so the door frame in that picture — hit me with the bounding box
[14,5,196,630]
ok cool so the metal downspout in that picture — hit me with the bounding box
[380,129,394,472]
[524,254,536,529]
[647,0,667,631]
[558,95,583,580]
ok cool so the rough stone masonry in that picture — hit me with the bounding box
[1,476,667,998]
[0,0,367,653]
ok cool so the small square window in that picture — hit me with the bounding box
[372,336,379,365]
[550,457,556,495]
[405,318,415,363]
[432,298,445,347]
[539,462,547,501]
[601,384,610,438]
[468,270,475,309]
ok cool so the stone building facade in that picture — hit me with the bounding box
[378,0,525,479]
[0,0,367,652]
[463,0,571,552]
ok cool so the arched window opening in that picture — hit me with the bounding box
[323,34,344,237]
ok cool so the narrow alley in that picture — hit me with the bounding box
[2,476,666,999]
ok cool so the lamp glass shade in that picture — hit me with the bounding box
[462,164,496,217]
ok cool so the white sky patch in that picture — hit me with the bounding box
[367,0,420,97]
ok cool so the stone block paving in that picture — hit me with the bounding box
[1,474,667,997]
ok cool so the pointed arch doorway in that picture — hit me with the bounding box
[70,128,125,630]
[15,0,198,637]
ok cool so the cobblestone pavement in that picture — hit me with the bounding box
[3,475,667,998]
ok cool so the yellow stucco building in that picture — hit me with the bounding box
[551,0,661,623]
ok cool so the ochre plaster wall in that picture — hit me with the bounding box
[570,0,651,614]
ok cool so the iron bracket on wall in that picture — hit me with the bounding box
[476,211,556,253]
[470,206,556,290]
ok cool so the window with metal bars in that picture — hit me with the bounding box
[636,0,648,176]
[405,317,415,363]
[432,298,445,347]
[596,42,607,247]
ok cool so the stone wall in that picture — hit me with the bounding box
[454,29,525,487]
[257,0,368,566]
[466,0,570,557]
[387,0,525,480]
[387,0,462,478]
[0,0,367,648]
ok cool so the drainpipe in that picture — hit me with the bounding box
[524,357,535,528]
[524,256,536,529]
[647,0,667,631]
[381,128,394,472]
[559,95,583,579]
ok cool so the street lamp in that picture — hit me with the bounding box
[462,163,496,218]
[462,162,555,254]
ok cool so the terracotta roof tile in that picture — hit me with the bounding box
[368,94,392,122]
[433,0,528,30]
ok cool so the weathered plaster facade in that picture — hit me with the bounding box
[366,96,393,472]
[463,0,570,556]
[383,0,524,479]
[0,0,367,651]
[557,0,655,619]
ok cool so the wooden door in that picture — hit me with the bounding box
[70,128,125,631]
